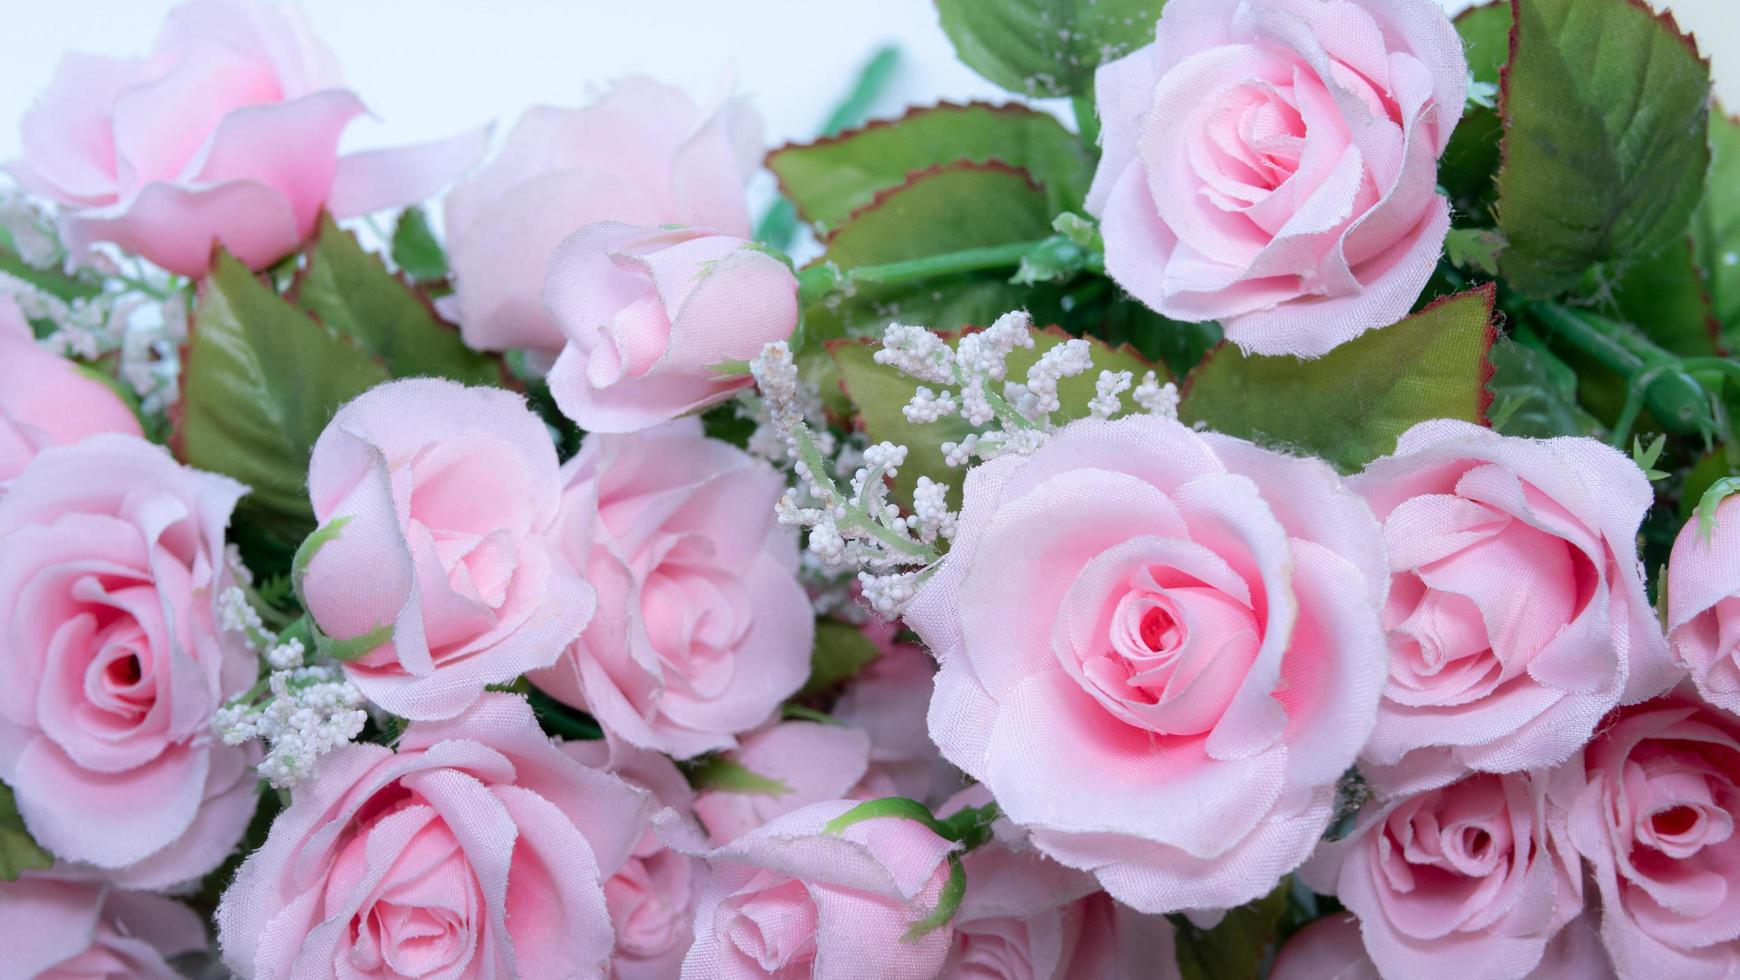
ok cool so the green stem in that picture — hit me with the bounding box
[1523,301,1715,437]
[798,239,1052,305]
[1071,94,1101,151]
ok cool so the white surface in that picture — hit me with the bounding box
[0,0,1734,168]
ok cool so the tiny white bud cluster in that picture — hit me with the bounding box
[218,585,269,652]
[1089,370,1134,419]
[215,661,368,789]
[1133,371,1181,419]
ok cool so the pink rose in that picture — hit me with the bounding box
[441,76,760,354]
[0,871,208,978]
[1088,0,1465,356]
[680,800,960,978]
[1557,692,1740,979]
[564,739,705,980]
[905,414,1390,913]
[218,693,649,979]
[834,620,959,805]
[7,0,483,276]
[544,223,800,433]
[0,434,257,888]
[1271,913,1617,980]
[1666,496,1740,714]
[301,378,594,721]
[1304,771,1583,979]
[1350,420,1675,791]
[529,421,812,758]
[693,720,884,844]
[0,296,141,481]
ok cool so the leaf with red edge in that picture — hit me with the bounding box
[1180,288,1497,472]
[1694,109,1740,345]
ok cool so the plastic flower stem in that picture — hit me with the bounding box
[755,45,902,249]
[796,239,1051,304]
[1524,300,1714,437]
[1072,92,1102,151]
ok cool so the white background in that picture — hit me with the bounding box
[0,0,1734,179]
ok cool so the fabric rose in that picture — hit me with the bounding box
[300,378,593,721]
[1666,494,1740,715]
[0,295,141,482]
[0,870,208,978]
[441,76,759,354]
[1087,0,1466,356]
[1350,420,1675,792]
[529,420,812,758]
[1557,692,1740,979]
[905,413,1390,913]
[833,619,959,805]
[1303,771,1583,979]
[7,0,483,276]
[1270,912,1616,980]
[692,720,886,844]
[543,222,800,433]
[565,739,704,980]
[0,434,257,888]
[679,800,960,978]
[218,693,648,979]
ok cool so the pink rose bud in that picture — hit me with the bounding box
[680,800,961,978]
[1667,495,1740,714]
[0,296,141,481]
[1087,0,1467,356]
[0,434,257,888]
[218,694,649,979]
[0,871,209,978]
[1350,420,1677,793]
[529,420,812,758]
[7,0,484,276]
[442,76,761,355]
[1559,692,1740,979]
[1304,771,1584,979]
[904,414,1391,914]
[544,223,800,433]
[300,378,594,721]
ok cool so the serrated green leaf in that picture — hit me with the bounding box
[801,619,881,697]
[688,757,791,796]
[1181,289,1495,471]
[390,206,449,282]
[832,325,1158,506]
[937,0,1165,98]
[1174,880,1291,980]
[1441,2,1512,218]
[1694,110,1740,343]
[770,103,1094,236]
[0,783,53,881]
[1496,0,1712,296]
[181,251,390,543]
[1608,237,1721,357]
[296,215,499,385]
[1485,335,1605,437]
[1445,227,1504,276]
[316,622,395,662]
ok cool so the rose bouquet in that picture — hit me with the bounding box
[1,0,1738,977]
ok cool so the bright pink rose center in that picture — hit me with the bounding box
[720,873,817,972]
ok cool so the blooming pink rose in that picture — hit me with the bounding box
[0,871,208,978]
[1557,692,1740,980]
[834,619,959,805]
[1666,495,1740,715]
[0,296,141,481]
[7,0,483,276]
[218,694,648,979]
[1304,771,1583,979]
[0,434,257,888]
[564,739,705,980]
[544,223,800,433]
[1088,0,1465,356]
[693,720,887,844]
[680,800,960,978]
[530,421,812,758]
[442,76,760,354]
[1350,420,1675,792]
[301,378,594,721]
[1271,912,1617,980]
[905,414,1390,913]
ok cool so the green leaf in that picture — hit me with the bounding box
[315,622,394,663]
[1181,288,1496,471]
[688,757,791,796]
[181,251,390,542]
[1695,476,1740,541]
[905,856,967,941]
[823,796,946,836]
[831,325,1158,506]
[390,206,449,282]
[1607,237,1722,357]
[1174,881,1291,980]
[1485,334,1605,437]
[801,619,881,697]
[1441,2,1512,217]
[296,215,499,385]
[1633,434,1669,480]
[1445,227,1504,276]
[0,783,53,881]
[1694,110,1740,342]
[1495,0,1712,297]
[936,0,1165,98]
[0,227,103,303]
[769,103,1094,236]
[291,515,350,605]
